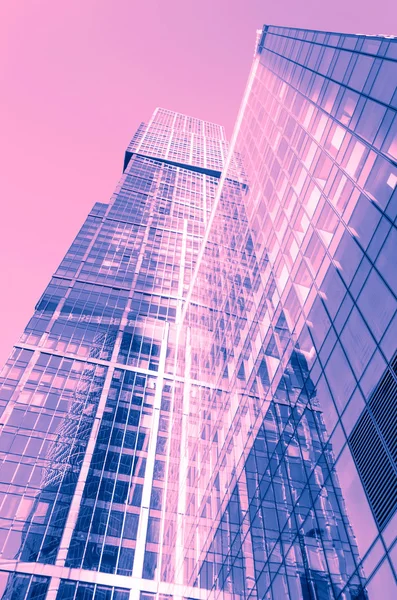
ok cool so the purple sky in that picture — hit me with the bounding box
[0,0,395,365]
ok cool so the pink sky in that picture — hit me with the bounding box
[0,0,395,366]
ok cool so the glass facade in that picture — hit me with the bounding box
[173,25,397,600]
[0,25,396,600]
[0,108,232,599]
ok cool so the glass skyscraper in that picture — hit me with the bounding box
[0,24,396,600]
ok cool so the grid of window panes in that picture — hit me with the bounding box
[172,26,397,600]
[0,110,225,599]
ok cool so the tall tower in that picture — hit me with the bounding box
[0,108,237,599]
[178,25,397,600]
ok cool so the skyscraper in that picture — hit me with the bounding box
[176,25,397,600]
[0,24,396,600]
[0,108,238,600]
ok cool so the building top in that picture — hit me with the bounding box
[151,107,226,141]
[124,107,245,183]
[257,23,397,54]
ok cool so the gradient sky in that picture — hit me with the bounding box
[0,0,395,366]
